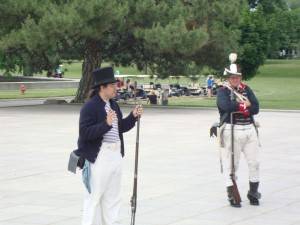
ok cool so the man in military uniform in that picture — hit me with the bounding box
[217,53,261,207]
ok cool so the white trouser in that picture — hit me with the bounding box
[221,124,260,187]
[82,142,122,225]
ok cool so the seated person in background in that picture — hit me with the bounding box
[147,90,158,105]
[116,78,122,89]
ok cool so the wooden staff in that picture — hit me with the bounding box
[130,86,142,225]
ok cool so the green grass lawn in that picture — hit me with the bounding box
[167,96,217,107]
[247,59,300,109]
[168,59,300,109]
[1,59,300,109]
[0,88,76,99]
[39,61,142,78]
[119,59,300,109]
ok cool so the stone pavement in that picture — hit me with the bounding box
[0,97,74,108]
[0,105,299,225]
[0,99,46,107]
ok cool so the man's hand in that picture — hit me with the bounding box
[106,110,116,126]
[133,105,143,118]
[238,100,251,117]
[244,99,251,108]
[237,98,251,108]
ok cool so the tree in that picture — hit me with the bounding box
[102,0,210,78]
[239,0,300,79]
[190,0,247,74]
[291,8,300,56]
[248,0,288,12]
[1,0,246,101]
[288,0,300,10]
[1,0,128,102]
[239,6,269,79]
[103,0,246,77]
[0,0,53,76]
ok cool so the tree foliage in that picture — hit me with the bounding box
[1,0,299,101]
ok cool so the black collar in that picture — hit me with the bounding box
[94,94,105,106]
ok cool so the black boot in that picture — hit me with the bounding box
[227,186,241,208]
[247,182,261,206]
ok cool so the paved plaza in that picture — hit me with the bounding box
[0,104,299,225]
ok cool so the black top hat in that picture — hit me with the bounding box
[92,67,117,88]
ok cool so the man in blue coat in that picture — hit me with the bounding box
[77,67,143,225]
[217,53,261,208]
